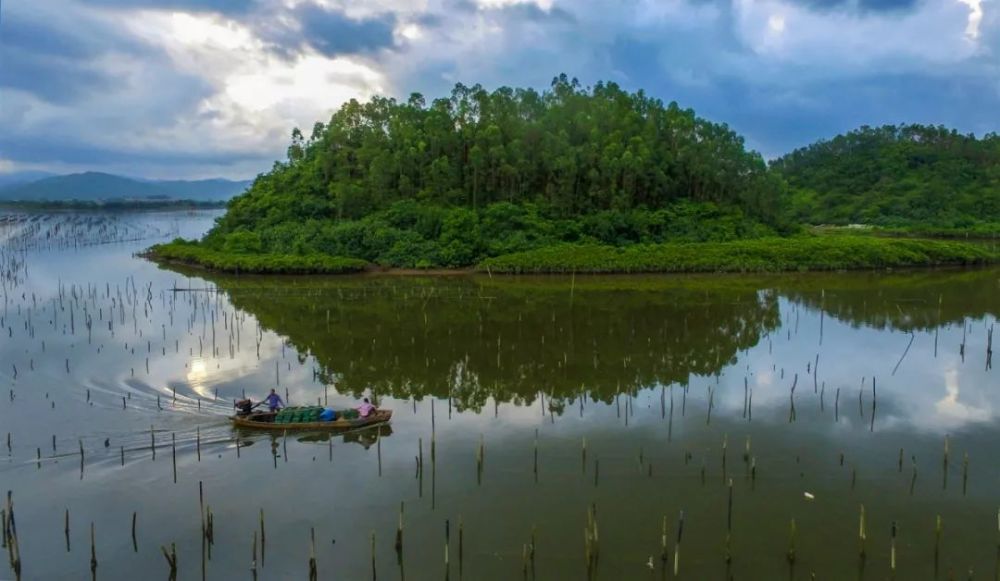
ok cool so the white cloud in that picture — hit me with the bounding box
[733,0,978,68]
[957,0,984,39]
[114,10,388,171]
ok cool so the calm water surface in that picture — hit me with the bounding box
[0,210,997,580]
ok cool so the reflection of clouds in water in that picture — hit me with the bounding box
[934,367,991,427]
[708,303,997,436]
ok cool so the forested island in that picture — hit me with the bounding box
[149,76,1000,274]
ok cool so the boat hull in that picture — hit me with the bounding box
[230,409,393,431]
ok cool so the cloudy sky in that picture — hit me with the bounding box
[0,0,996,180]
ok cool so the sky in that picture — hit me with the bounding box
[0,0,996,180]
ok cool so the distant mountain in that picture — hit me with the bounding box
[0,170,56,190]
[0,172,251,202]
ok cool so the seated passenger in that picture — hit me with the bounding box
[357,397,375,418]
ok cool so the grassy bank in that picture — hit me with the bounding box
[147,240,367,274]
[476,237,1000,274]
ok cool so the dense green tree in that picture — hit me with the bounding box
[771,124,1000,227]
[202,76,787,266]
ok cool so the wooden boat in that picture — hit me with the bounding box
[230,409,393,431]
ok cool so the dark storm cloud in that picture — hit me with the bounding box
[286,4,397,57]
[0,11,126,102]
[0,53,117,104]
[0,12,99,59]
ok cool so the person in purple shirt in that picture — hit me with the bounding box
[262,389,285,412]
[356,397,375,418]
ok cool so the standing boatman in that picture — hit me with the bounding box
[261,388,285,412]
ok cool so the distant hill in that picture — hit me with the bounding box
[0,171,55,190]
[0,171,251,202]
[771,124,1000,227]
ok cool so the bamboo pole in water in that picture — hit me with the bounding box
[890,521,897,575]
[673,510,684,576]
[259,509,266,567]
[308,527,317,581]
[89,522,97,578]
[858,505,867,559]
[787,518,797,564]
[943,435,950,490]
[934,514,942,573]
[725,478,733,564]
[160,542,177,580]
[395,501,404,555]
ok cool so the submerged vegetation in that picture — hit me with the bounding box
[147,78,1000,274]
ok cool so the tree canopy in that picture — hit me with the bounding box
[204,75,787,267]
[185,82,1000,271]
[771,124,1000,227]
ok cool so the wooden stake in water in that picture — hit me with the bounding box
[858,504,867,559]
[160,542,177,581]
[962,452,969,496]
[787,519,797,564]
[395,501,404,555]
[673,510,684,576]
[476,434,484,485]
[251,531,258,579]
[171,433,177,483]
[308,527,317,581]
[90,522,97,578]
[459,517,465,573]
[259,509,266,566]
[725,478,734,563]
[533,429,538,482]
[660,516,668,567]
[943,435,950,490]
[890,521,897,575]
[444,519,450,574]
[934,514,942,572]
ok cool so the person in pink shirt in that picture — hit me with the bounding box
[356,397,375,418]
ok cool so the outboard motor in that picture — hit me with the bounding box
[234,398,254,416]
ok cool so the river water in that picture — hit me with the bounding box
[0,209,997,580]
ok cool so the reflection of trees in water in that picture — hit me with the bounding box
[777,268,999,332]
[202,276,781,412]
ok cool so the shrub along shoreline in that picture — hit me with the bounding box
[148,236,999,275]
[477,237,999,274]
[146,241,367,274]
